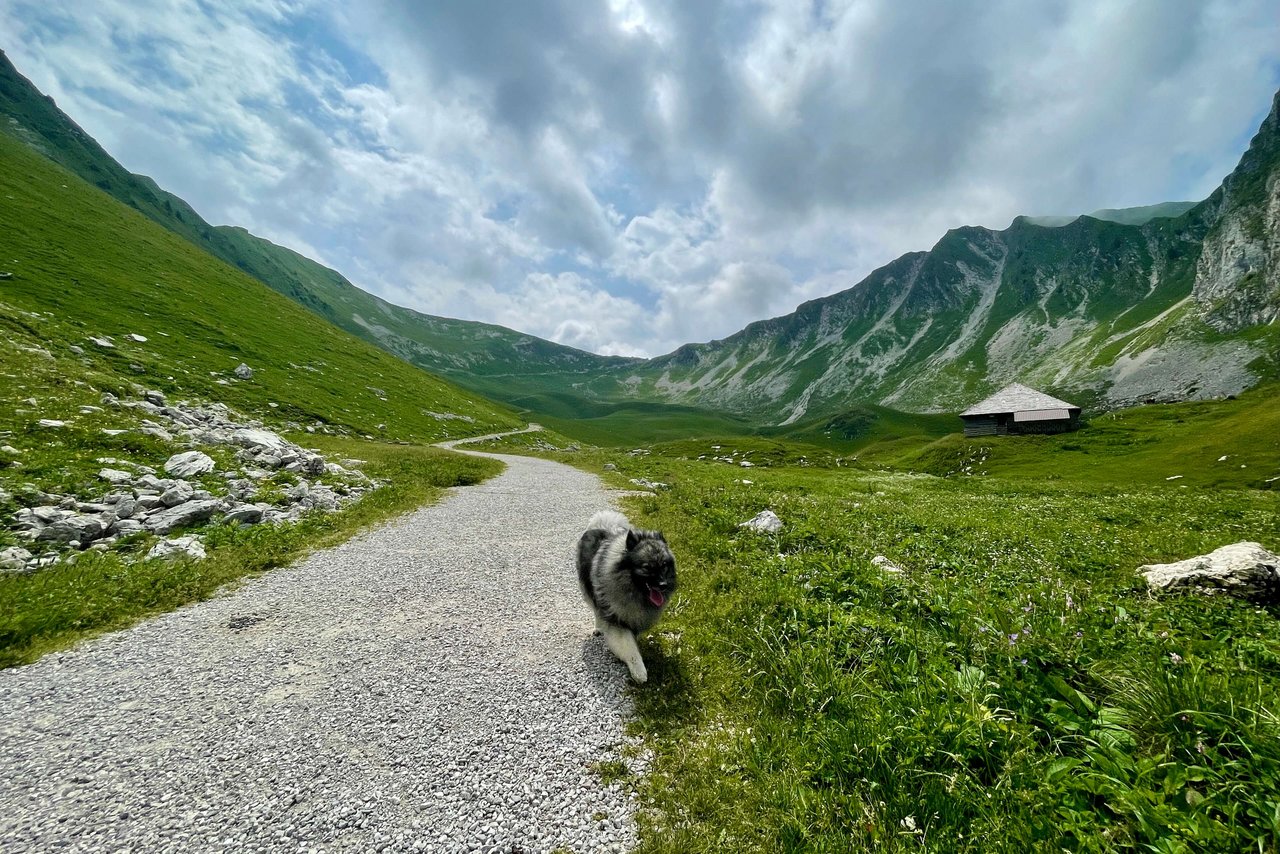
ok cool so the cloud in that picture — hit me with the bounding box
[2,0,1278,358]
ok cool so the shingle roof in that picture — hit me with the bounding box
[960,383,1079,417]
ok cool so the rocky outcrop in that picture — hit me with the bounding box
[164,451,215,478]
[3,393,378,573]
[1191,90,1280,332]
[1138,542,1280,603]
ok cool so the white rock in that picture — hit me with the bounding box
[37,419,66,428]
[129,333,147,342]
[88,336,114,348]
[98,469,133,484]
[740,509,783,533]
[1139,542,1280,603]
[232,428,290,453]
[739,460,755,467]
[0,546,32,572]
[233,363,253,379]
[164,450,215,478]
[871,555,906,574]
[147,536,206,561]
[145,499,220,534]
[159,482,195,507]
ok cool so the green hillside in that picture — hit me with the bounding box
[0,50,630,407]
[0,129,519,443]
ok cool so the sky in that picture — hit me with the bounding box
[2,1,1279,358]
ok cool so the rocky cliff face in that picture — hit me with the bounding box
[596,89,1280,420]
[1192,90,1280,332]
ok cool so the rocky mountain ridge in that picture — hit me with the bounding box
[3,49,1276,424]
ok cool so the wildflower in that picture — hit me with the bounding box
[1020,658,1028,666]
[977,625,987,633]
[1169,652,1183,665]
[1065,593,1074,610]
[1075,631,1083,638]
[1008,633,1019,644]
[1160,631,1168,638]
[1196,740,1206,754]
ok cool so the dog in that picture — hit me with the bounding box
[576,510,676,683]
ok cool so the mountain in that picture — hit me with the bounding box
[5,48,1277,428]
[0,50,632,403]
[585,91,1280,421]
[1023,201,1200,228]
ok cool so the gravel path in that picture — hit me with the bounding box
[0,436,646,853]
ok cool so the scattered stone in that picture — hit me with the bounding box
[871,555,905,574]
[740,510,783,534]
[224,505,264,525]
[128,333,148,342]
[1139,542,1280,603]
[37,419,66,428]
[233,363,254,380]
[0,547,32,572]
[111,519,145,537]
[164,451,215,478]
[147,536,206,561]
[739,460,755,468]
[144,390,167,406]
[36,514,107,546]
[628,478,668,491]
[88,336,114,348]
[603,463,617,471]
[159,482,195,507]
[69,344,84,356]
[98,469,133,485]
[145,499,221,535]
[0,271,12,280]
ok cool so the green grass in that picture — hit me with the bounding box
[875,383,1280,490]
[0,438,501,667]
[476,404,1280,853]
[0,130,520,445]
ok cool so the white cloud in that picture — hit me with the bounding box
[2,0,1278,358]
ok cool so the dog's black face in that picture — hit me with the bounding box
[624,530,677,609]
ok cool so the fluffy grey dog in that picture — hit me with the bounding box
[577,510,676,683]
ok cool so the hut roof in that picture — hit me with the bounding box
[960,383,1078,417]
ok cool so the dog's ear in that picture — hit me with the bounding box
[625,529,639,549]
[656,531,667,542]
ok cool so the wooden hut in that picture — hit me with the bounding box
[959,383,1081,437]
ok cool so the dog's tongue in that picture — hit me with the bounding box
[648,588,666,607]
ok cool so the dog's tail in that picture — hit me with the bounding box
[585,510,629,533]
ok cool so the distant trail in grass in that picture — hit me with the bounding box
[0,431,646,852]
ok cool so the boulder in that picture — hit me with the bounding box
[232,428,289,453]
[147,536,207,561]
[145,499,220,534]
[159,482,195,507]
[1139,542,1280,603]
[740,509,783,534]
[99,468,133,484]
[0,547,32,572]
[233,363,253,379]
[224,505,265,525]
[111,519,145,538]
[36,514,107,545]
[164,451,215,478]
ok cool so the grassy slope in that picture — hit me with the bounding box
[878,383,1280,490]
[0,50,629,399]
[0,131,519,444]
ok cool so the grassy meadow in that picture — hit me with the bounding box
[476,398,1280,853]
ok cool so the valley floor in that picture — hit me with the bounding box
[472,430,1280,853]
